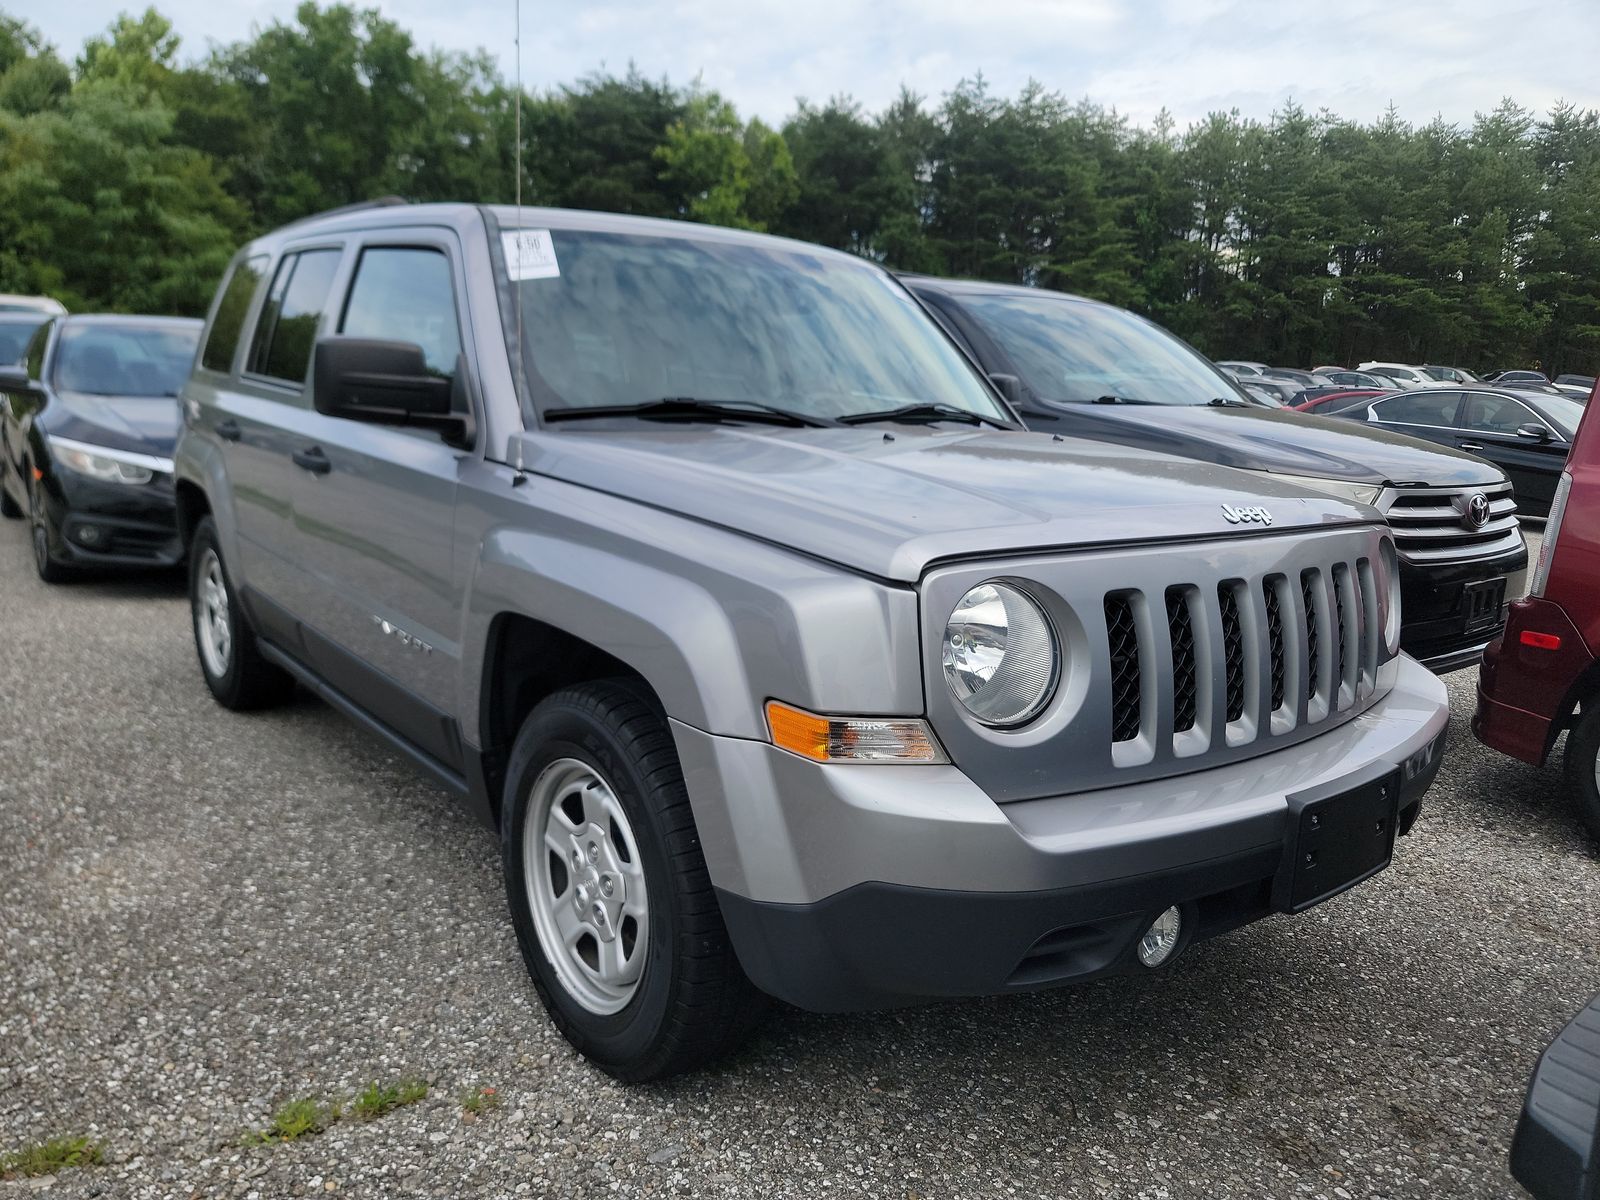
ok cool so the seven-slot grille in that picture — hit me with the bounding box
[1381,482,1520,564]
[1106,554,1383,760]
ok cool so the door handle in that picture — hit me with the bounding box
[1459,442,1484,451]
[215,418,241,442]
[292,446,332,475]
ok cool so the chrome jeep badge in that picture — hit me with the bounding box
[1221,503,1274,526]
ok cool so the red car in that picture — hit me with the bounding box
[1290,388,1388,413]
[1473,382,1600,837]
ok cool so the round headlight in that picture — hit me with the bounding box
[942,582,1058,726]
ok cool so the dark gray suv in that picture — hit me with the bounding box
[175,202,1449,1079]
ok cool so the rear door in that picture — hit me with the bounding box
[197,245,346,627]
[287,230,478,771]
[1456,391,1569,512]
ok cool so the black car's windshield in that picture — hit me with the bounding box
[54,322,201,396]
[501,226,1009,426]
[0,316,45,365]
[950,291,1254,407]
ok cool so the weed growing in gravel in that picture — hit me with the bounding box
[246,1097,338,1144]
[353,1079,429,1121]
[0,1136,103,1178]
[459,1086,501,1117]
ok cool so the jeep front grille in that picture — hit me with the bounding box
[1166,588,1198,735]
[1106,595,1142,743]
[1100,550,1383,762]
[1381,482,1521,564]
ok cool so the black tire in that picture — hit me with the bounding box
[0,473,20,519]
[501,679,766,1081]
[28,470,71,583]
[188,516,295,710]
[1564,703,1600,842]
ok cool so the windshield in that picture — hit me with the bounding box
[54,322,201,396]
[0,316,45,365]
[949,291,1253,406]
[502,226,1009,425]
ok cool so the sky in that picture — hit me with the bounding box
[20,0,1600,130]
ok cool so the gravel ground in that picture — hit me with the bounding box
[1,520,1596,1200]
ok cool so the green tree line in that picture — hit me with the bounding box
[3,3,1597,373]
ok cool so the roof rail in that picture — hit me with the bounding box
[283,196,412,227]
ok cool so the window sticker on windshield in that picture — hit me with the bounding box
[501,230,561,281]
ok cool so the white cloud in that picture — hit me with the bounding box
[27,0,1600,131]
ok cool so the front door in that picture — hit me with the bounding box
[289,233,478,771]
[1455,391,1570,513]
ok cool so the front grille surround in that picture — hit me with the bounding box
[918,525,1401,805]
[1380,482,1521,565]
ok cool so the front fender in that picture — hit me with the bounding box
[173,428,241,558]
[455,466,924,745]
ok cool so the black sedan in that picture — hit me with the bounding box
[1317,386,1584,515]
[900,274,1528,672]
[0,314,201,581]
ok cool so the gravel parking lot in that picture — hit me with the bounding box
[1,519,1596,1200]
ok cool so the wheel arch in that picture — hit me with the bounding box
[476,613,666,825]
[174,479,211,550]
[1551,657,1600,757]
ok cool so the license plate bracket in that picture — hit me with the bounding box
[1462,578,1507,634]
[1273,763,1401,914]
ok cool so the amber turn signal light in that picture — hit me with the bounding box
[764,701,947,764]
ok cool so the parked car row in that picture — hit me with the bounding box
[0,206,1595,1116]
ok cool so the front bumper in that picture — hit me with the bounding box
[1398,546,1528,673]
[674,656,1449,1012]
[40,473,182,568]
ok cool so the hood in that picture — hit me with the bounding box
[1020,402,1503,487]
[519,425,1375,582]
[46,390,181,458]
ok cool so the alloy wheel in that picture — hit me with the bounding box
[523,757,650,1015]
[194,548,233,678]
[28,476,50,575]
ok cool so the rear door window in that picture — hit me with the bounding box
[246,249,342,385]
[1370,391,1463,428]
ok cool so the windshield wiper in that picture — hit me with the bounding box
[1207,396,1248,407]
[543,398,835,428]
[836,402,1009,429]
[1091,394,1156,406]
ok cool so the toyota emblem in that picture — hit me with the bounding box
[1463,493,1491,530]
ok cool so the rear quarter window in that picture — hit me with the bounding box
[201,255,267,373]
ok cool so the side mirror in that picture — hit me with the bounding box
[987,372,1024,408]
[312,337,473,447]
[0,364,29,390]
[1517,422,1553,443]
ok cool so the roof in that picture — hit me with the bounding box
[59,314,203,329]
[0,294,67,315]
[235,200,875,273]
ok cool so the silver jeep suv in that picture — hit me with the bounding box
[175,202,1450,1080]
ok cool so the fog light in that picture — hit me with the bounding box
[1137,906,1182,968]
[74,524,102,546]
